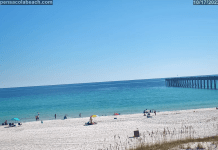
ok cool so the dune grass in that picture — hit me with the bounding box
[129,135,218,150]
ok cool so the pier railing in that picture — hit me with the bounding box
[165,75,218,90]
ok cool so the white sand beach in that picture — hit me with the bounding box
[1,107,218,150]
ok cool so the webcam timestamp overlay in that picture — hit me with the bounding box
[193,0,218,5]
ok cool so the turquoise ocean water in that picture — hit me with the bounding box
[0,78,218,123]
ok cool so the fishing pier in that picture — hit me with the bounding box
[165,75,218,90]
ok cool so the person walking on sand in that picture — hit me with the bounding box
[154,110,156,116]
[55,114,56,119]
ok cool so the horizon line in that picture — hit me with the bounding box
[1,74,218,89]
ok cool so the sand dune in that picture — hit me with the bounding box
[1,107,218,150]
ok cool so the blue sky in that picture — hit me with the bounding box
[0,0,218,88]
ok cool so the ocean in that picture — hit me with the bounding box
[0,78,218,124]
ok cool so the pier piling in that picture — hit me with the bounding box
[165,75,218,90]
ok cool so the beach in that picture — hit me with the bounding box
[0,107,218,150]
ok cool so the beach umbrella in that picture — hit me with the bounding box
[11,118,20,121]
[11,118,20,123]
[91,115,99,118]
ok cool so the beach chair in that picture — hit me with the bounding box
[8,123,15,127]
[85,122,91,125]
[2,123,4,126]
[147,114,152,118]
[18,123,22,126]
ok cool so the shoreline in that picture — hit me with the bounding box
[1,106,217,124]
[1,107,218,149]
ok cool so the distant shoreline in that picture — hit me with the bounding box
[2,106,217,124]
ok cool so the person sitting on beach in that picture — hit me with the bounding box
[85,117,97,125]
[87,117,93,125]
[64,115,67,119]
[143,110,146,116]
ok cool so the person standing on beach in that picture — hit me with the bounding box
[90,117,93,124]
[154,110,156,115]
[79,113,81,117]
[55,114,56,119]
[36,112,40,121]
